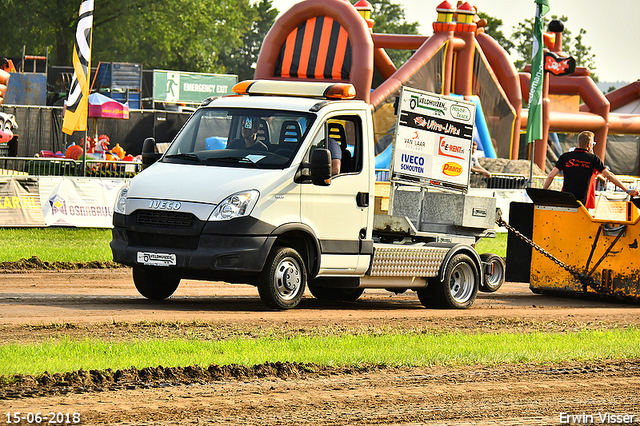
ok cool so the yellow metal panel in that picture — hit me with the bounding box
[530,201,640,299]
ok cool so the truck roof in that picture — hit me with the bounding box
[208,94,325,112]
[204,79,369,113]
[207,94,368,113]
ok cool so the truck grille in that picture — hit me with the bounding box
[127,231,199,250]
[136,210,196,229]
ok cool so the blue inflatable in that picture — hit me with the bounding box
[449,94,496,158]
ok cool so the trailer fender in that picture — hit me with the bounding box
[426,242,484,284]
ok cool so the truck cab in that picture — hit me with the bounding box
[111,80,375,309]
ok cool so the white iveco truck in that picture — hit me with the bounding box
[110,81,504,309]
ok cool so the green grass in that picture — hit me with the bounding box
[0,228,509,263]
[0,228,113,262]
[475,231,507,257]
[1,328,638,376]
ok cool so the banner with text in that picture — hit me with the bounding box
[153,70,237,104]
[39,177,126,227]
[391,87,476,191]
[0,177,46,226]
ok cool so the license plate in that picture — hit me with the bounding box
[137,252,176,266]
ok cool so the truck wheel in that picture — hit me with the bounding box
[479,253,506,293]
[428,253,479,309]
[132,267,181,300]
[308,283,364,302]
[335,288,364,302]
[258,247,307,310]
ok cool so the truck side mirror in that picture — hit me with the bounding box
[141,137,162,168]
[310,148,332,186]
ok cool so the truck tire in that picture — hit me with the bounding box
[424,253,479,309]
[479,253,506,293]
[132,267,181,300]
[258,247,307,309]
[308,283,364,302]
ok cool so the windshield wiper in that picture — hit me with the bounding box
[202,156,261,167]
[164,153,202,163]
[203,156,244,164]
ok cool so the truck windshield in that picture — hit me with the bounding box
[162,108,315,169]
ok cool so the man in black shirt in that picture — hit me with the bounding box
[543,131,638,207]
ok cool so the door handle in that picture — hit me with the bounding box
[356,192,369,207]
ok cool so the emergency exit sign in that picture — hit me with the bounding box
[153,70,237,104]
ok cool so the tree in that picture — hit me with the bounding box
[0,0,274,77]
[566,27,596,74]
[367,0,419,88]
[371,0,420,67]
[217,0,278,80]
[478,12,514,55]
[0,0,145,67]
[92,0,259,74]
[509,15,598,81]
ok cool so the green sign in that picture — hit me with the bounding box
[153,70,237,104]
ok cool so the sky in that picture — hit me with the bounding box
[269,0,640,83]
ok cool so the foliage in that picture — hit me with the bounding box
[478,12,514,55]
[509,15,598,81]
[0,0,144,67]
[370,0,420,87]
[217,0,279,80]
[372,0,420,67]
[93,0,258,74]
[0,0,277,77]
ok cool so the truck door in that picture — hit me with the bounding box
[300,113,372,275]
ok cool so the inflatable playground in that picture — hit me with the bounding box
[253,0,640,176]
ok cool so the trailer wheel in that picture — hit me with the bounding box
[132,267,181,300]
[308,283,364,302]
[427,253,479,309]
[479,253,506,293]
[258,247,307,310]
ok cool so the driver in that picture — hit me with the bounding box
[226,117,268,151]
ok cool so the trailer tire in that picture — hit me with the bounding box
[132,267,181,300]
[479,253,506,293]
[308,283,364,302]
[428,253,479,309]
[416,285,438,308]
[258,247,307,310]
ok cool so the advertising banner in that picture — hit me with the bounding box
[153,70,237,104]
[0,177,46,226]
[391,86,476,191]
[39,177,126,227]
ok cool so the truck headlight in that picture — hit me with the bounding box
[210,190,259,220]
[114,182,130,215]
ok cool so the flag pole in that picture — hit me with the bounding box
[61,0,94,178]
[525,0,550,187]
[83,131,87,177]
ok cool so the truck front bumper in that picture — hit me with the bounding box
[110,226,276,281]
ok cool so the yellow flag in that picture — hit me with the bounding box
[62,0,94,135]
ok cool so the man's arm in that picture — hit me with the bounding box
[471,164,491,178]
[601,169,639,196]
[542,167,561,190]
[331,159,341,175]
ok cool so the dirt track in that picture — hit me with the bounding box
[1,269,640,425]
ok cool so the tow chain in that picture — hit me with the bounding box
[496,217,602,292]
